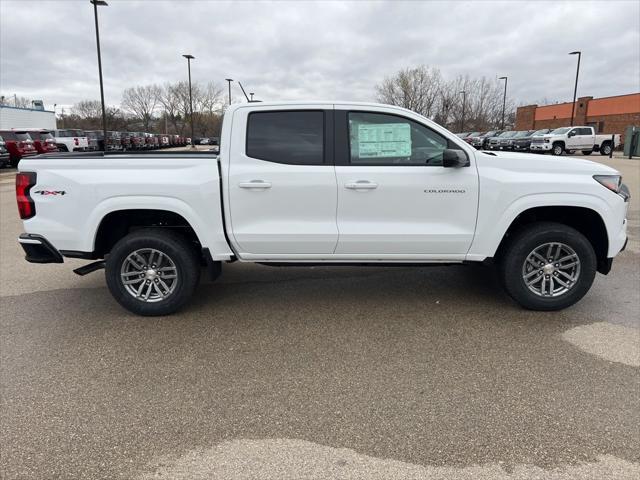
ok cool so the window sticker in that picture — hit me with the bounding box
[356,123,412,158]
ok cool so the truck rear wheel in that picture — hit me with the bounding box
[600,142,612,156]
[552,143,564,156]
[105,229,200,316]
[499,222,596,311]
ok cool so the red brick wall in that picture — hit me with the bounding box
[515,94,640,143]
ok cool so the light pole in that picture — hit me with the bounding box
[225,78,233,105]
[569,51,581,126]
[90,0,108,149]
[182,54,196,148]
[498,76,508,130]
[460,90,466,132]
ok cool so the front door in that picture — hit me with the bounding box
[333,109,479,257]
[227,107,338,255]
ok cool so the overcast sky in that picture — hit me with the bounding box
[1,0,639,112]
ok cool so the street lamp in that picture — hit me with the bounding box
[569,51,581,126]
[90,0,108,149]
[182,54,196,148]
[498,76,508,130]
[460,90,466,132]
[225,78,233,105]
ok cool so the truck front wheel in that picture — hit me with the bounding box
[499,222,596,311]
[105,229,200,316]
[552,143,564,156]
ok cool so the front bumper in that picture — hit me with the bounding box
[529,143,552,151]
[18,233,63,263]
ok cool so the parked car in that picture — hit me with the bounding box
[469,130,503,149]
[0,130,38,166]
[129,132,146,150]
[529,126,621,156]
[455,132,470,139]
[0,135,11,167]
[144,133,158,150]
[16,101,630,316]
[106,131,123,151]
[463,132,482,145]
[52,129,89,152]
[27,130,59,154]
[119,132,132,151]
[157,134,170,148]
[511,129,551,152]
[487,131,518,150]
[84,130,100,151]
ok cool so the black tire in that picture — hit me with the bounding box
[600,142,612,156]
[105,229,201,316]
[581,150,592,155]
[57,144,69,152]
[552,143,564,156]
[498,222,597,311]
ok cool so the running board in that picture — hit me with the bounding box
[73,260,105,276]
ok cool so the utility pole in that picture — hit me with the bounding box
[182,54,196,148]
[460,90,466,132]
[498,76,508,130]
[90,0,109,148]
[225,78,233,105]
[569,51,581,126]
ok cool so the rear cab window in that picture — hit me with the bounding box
[246,110,325,165]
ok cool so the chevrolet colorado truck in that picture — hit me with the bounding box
[16,102,630,315]
[529,126,621,156]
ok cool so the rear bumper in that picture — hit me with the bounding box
[18,233,63,263]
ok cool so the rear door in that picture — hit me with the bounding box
[227,106,338,256]
[333,108,479,257]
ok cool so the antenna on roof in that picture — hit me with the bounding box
[237,82,251,102]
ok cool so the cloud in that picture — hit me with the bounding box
[1,0,638,111]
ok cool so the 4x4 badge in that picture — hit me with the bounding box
[34,190,66,196]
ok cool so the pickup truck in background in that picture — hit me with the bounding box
[16,102,630,316]
[529,126,621,156]
[52,129,89,152]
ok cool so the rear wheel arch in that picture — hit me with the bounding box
[494,206,609,273]
[93,209,202,259]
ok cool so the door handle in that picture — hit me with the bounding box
[345,181,378,190]
[239,180,272,189]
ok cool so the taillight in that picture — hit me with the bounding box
[16,172,37,219]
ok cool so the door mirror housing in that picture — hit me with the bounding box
[442,149,469,168]
[568,131,576,137]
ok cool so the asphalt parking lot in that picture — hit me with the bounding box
[1,154,639,479]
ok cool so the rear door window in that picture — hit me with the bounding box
[246,111,325,165]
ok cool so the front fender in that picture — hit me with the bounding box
[467,192,617,260]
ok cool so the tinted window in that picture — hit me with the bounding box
[579,127,592,135]
[0,131,16,140]
[14,132,31,141]
[247,111,324,165]
[348,112,452,166]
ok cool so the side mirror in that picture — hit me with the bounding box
[442,149,469,168]
[568,131,575,137]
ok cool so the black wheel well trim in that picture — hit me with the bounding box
[92,208,203,259]
[494,205,610,274]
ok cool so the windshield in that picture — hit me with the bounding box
[551,127,571,134]
[499,131,517,138]
[532,129,550,136]
[513,131,531,138]
[483,131,496,137]
[467,132,480,137]
[14,132,32,141]
[37,132,55,140]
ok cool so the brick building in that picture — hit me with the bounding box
[515,93,640,142]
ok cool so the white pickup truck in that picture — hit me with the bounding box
[52,129,89,152]
[529,126,621,156]
[16,102,630,315]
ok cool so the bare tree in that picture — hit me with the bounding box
[121,84,161,131]
[0,94,33,108]
[375,65,443,118]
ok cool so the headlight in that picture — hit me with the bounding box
[593,175,622,194]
